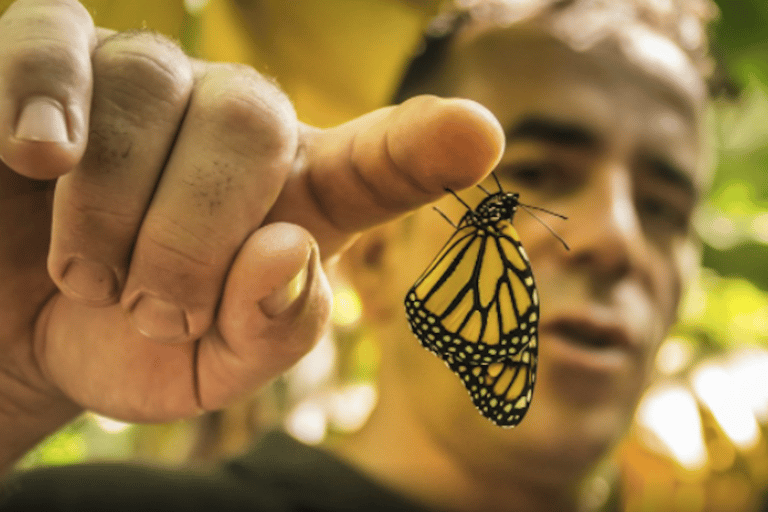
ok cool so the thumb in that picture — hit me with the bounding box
[265,94,505,257]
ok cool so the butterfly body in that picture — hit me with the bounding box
[461,191,521,227]
[404,189,540,428]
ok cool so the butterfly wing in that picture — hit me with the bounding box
[404,220,539,365]
[405,224,479,358]
[448,341,538,428]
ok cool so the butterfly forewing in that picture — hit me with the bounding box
[404,214,539,365]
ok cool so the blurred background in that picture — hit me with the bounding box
[16,1,768,511]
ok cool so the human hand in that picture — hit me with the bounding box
[0,0,503,457]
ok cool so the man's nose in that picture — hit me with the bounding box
[561,166,646,281]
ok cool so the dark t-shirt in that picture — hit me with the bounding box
[0,431,429,511]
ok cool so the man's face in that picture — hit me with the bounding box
[364,28,704,485]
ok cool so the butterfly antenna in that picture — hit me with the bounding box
[433,206,458,228]
[445,188,474,212]
[477,183,493,196]
[519,205,570,250]
[518,202,568,220]
[491,172,503,191]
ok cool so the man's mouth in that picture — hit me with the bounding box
[548,318,631,350]
[541,316,637,373]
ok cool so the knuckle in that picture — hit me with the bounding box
[3,0,93,32]
[194,64,298,161]
[1,0,94,92]
[92,31,193,125]
[46,0,93,22]
[15,0,91,16]
[4,38,90,97]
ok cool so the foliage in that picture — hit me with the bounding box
[690,0,768,349]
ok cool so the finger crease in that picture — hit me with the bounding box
[145,229,219,269]
[347,155,392,212]
[383,128,430,195]
[305,163,347,233]
[192,338,203,409]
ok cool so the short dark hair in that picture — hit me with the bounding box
[394,0,727,102]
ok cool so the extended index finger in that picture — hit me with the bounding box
[0,0,96,179]
[265,95,505,257]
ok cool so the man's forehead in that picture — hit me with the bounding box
[454,23,706,118]
[617,24,707,110]
[446,27,707,188]
[450,0,711,100]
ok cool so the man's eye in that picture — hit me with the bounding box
[500,163,550,188]
[639,196,690,233]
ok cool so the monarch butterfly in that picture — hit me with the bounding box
[404,174,566,427]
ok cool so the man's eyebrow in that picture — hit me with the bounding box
[505,116,601,149]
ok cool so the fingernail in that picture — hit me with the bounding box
[61,258,119,303]
[15,96,69,143]
[259,256,311,318]
[130,294,189,340]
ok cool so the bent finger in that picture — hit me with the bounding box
[120,62,298,342]
[196,222,332,410]
[47,30,194,306]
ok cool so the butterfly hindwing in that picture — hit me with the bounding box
[447,340,538,428]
